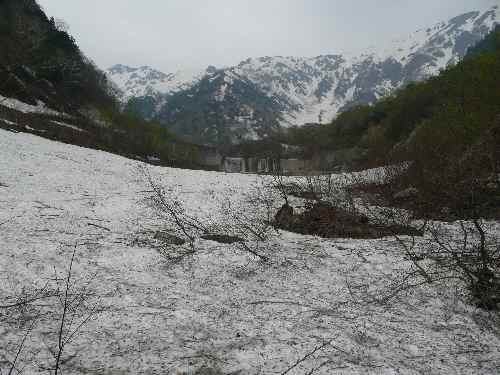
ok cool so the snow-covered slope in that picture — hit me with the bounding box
[2,129,500,374]
[107,64,207,102]
[233,5,499,126]
[153,68,284,144]
[107,5,499,143]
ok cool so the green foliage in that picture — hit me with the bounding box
[279,27,500,214]
[0,0,115,110]
[283,26,500,168]
[0,0,209,168]
[466,25,500,58]
[101,109,170,155]
[98,109,204,166]
[125,96,158,120]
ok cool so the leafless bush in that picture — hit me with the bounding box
[40,247,102,374]
[0,246,102,374]
[357,219,499,312]
[347,167,500,311]
[272,168,355,213]
[424,220,500,310]
[272,163,499,311]
[144,168,273,263]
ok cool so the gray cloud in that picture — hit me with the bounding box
[37,0,498,72]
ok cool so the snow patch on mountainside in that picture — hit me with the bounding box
[107,64,206,102]
[233,5,499,127]
[106,5,499,141]
[0,95,68,117]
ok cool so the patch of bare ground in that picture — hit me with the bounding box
[274,202,421,239]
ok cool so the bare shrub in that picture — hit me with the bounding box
[272,169,355,212]
[143,168,274,263]
[425,220,500,310]
[270,165,422,240]
[272,162,499,311]
[0,246,102,374]
[349,166,500,311]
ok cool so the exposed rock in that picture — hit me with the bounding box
[274,202,421,239]
[206,65,218,74]
[393,187,419,201]
[201,234,245,244]
[153,231,186,245]
[274,203,294,227]
[194,367,224,375]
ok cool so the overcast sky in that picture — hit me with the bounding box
[37,0,498,73]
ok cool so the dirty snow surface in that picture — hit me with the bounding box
[1,129,499,374]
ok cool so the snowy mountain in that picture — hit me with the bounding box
[152,68,283,144]
[107,5,499,144]
[107,64,207,102]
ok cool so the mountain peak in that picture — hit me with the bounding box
[106,65,205,102]
[108,64,136,75]
[106,6,499,144]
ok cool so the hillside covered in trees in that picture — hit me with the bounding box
[286,26,499,163]
[0,0,213,169]
[280,26,500,217]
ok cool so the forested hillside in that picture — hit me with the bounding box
[284,26,500,217]
[0,0,112,110]
[286,26,499,161]
[0,0,212,169]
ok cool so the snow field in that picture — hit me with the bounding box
[1,129,499,374]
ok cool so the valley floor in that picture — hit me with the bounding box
[1,129,499,374]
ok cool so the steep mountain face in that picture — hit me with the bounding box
[0,0,215,169]
[108,64,206,103]
[108,5,499,145]
[154,69,284,144]
[0,0,115,112]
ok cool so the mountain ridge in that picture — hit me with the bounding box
[107,5,499,144]
[108,64,207,102]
